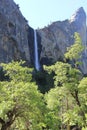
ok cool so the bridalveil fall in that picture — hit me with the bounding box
[34,30,40,71]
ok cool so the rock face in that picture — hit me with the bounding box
[38,20,73,64]
[37,7,87,74]
[70,7,86,48]
[0,1,87,74]
[0,0,34,65]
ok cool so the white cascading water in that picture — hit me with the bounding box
[34,30,40,71]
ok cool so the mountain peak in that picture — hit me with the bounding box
[69,7,86,23]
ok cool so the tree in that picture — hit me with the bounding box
[65,32,84,61]
[0,61,45,130]
[44,32,87,129]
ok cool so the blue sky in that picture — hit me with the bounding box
[14,0,87,29]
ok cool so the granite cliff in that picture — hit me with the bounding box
[37,7,87,74]
[0,0,34,66]
[0,0,87,73]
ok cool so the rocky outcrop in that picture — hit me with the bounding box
[0,0,34,65]
[70,7,86,49]
[38,20,73,64]
[0,1,87,74]
[37,7,87,74]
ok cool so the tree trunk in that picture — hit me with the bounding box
[1,124,10,130]
[67,120,70,130]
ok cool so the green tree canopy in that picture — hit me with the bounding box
[44,32,87,129]
[0,61,45,130]
[65,32,84,61]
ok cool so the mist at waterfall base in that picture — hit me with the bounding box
[34,30,40,71]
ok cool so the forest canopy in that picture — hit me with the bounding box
[0,33,87,130]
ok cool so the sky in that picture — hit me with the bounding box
[14,0,87,29]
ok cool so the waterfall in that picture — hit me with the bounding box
[34,30,40,71]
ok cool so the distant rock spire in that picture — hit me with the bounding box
[70,7,86,24]
[38,7,87,74]
[69,7,86,50]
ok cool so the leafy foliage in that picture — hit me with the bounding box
[44,32,87,129]
[0,61,45,130]
[0,32,87,130]
[65,32,84,61]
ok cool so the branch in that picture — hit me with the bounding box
[71,90,81,107]
[0,117,5,124]
[75,90,81,107]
